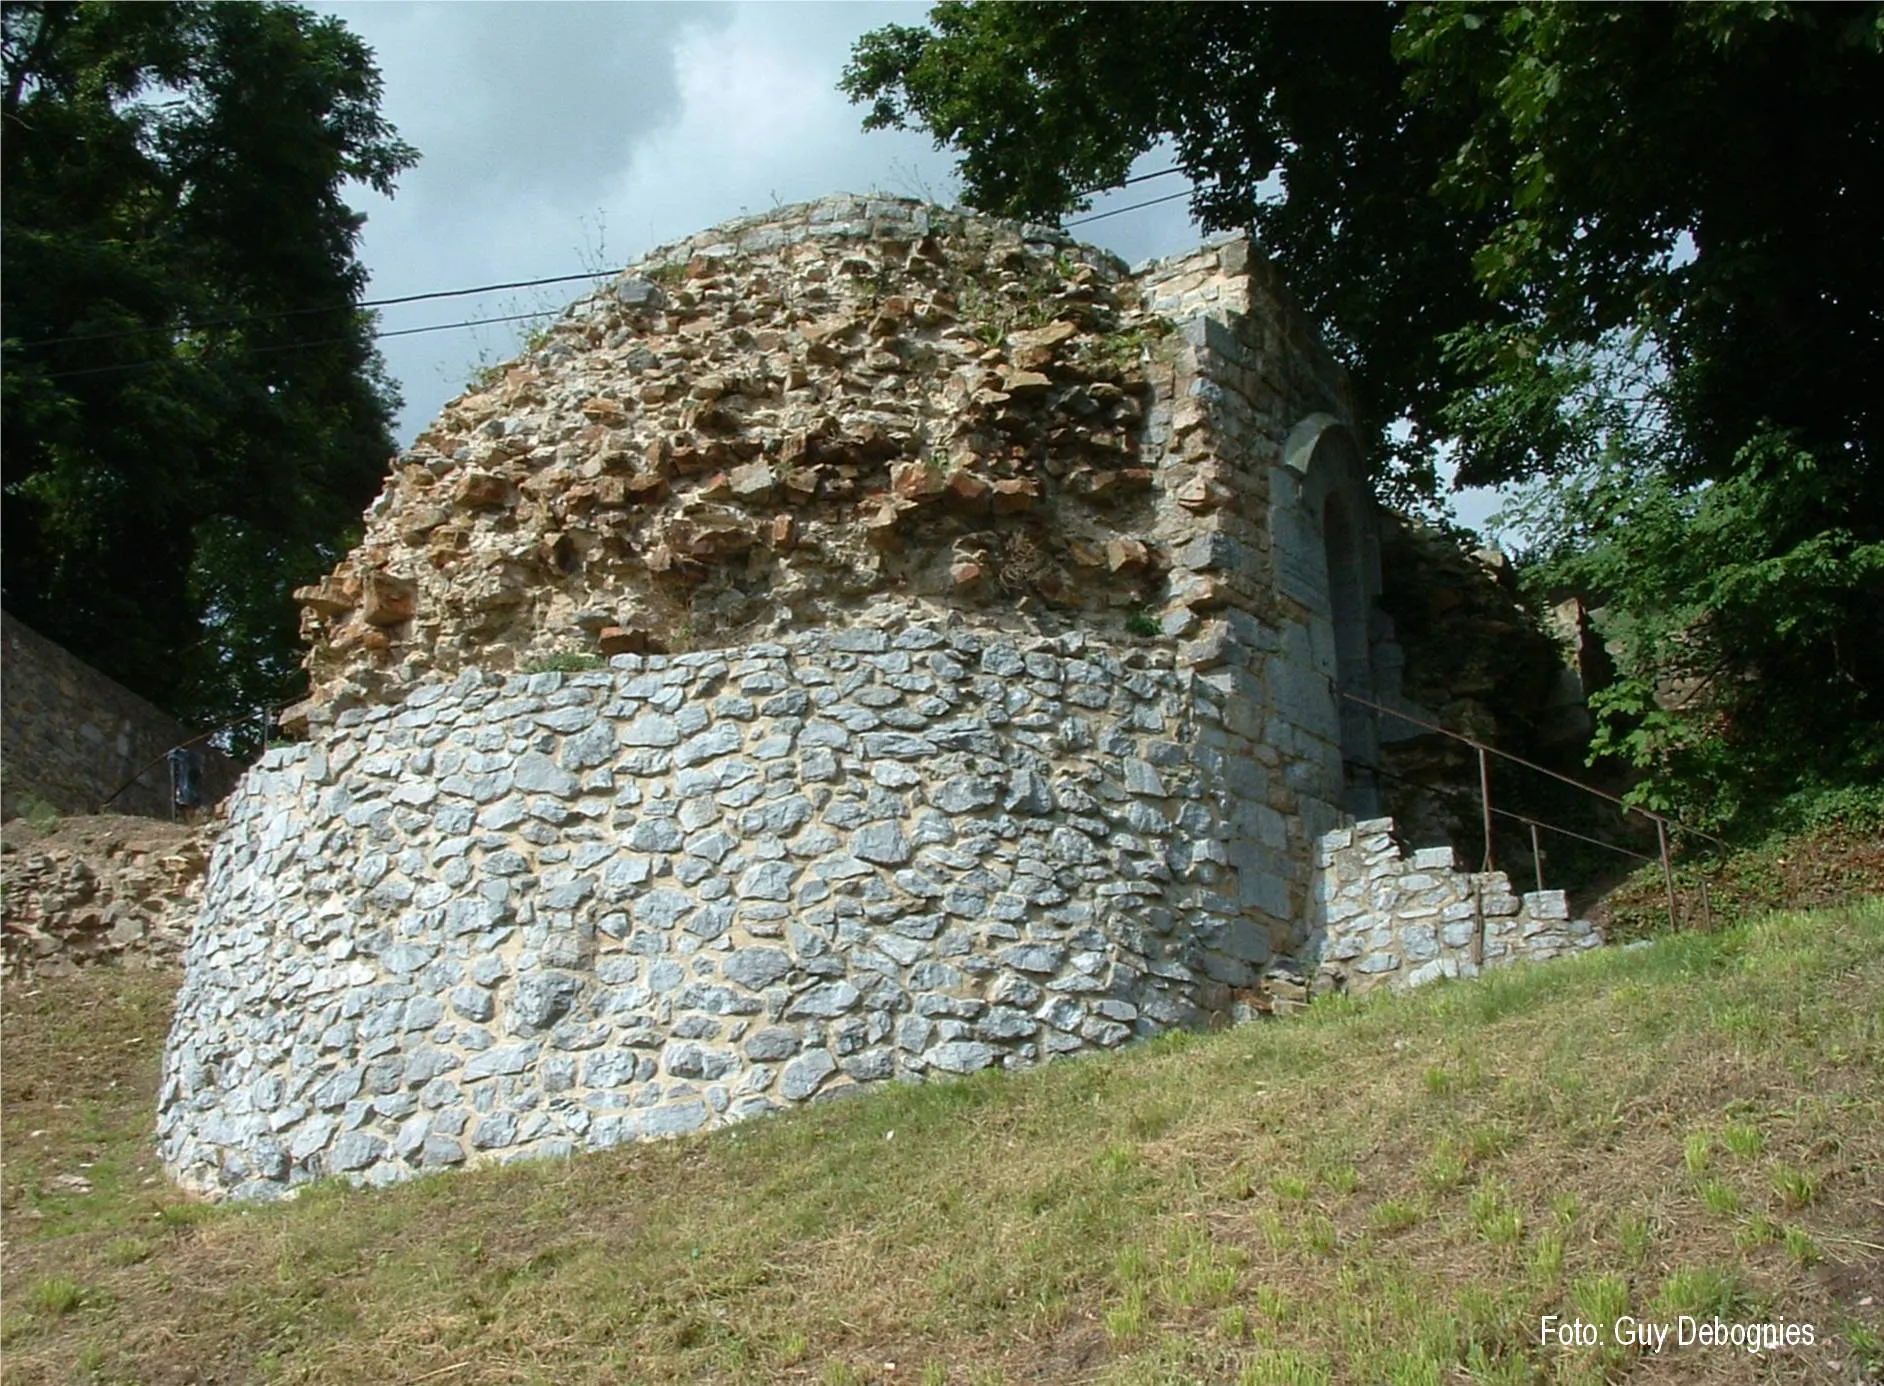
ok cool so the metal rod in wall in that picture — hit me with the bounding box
[1471,878,1486,967]
[1529,820,1544,893]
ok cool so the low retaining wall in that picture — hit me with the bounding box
[159,626,1281,1198]
[1310,818,1602,992]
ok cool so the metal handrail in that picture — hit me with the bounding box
[1343,688,1720,931]
[1340,688,1727,846]
[95,706,270,816]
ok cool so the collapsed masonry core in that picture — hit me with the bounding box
[158,196,1596,1199]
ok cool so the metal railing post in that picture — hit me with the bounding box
[1657,818,1678,932]
[1333,689,1728,936]
[1478,745,1495,873]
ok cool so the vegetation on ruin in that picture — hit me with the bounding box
[844,2,1884,836]
[519,652,610,675]
[0,1,416,752]
[4,885,1879,1383]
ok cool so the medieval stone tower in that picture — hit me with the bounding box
[158,196,1593,1199]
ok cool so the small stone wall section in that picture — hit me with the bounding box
[1,818,213,978]
[159,626,1278,1199]
[1310,818,1602,993]
[2,611,236,819]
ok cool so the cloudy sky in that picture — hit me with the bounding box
[319,1,1495,527]
[317,3,1195,429]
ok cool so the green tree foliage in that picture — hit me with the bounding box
[845,2,1884,828]
[2,1,416,746]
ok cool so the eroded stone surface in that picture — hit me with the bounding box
[2,816,214,977]
[288,197,1221,728]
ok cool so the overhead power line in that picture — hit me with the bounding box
[1063,187,1194,228]
[14,172,1193,356]
[23,177,1201,381]
[10,270,615,352]
[37,310,554,383]
[1081,164,1184,195]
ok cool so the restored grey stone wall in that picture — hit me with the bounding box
[2,611,237,820]
[159,624,1280,1198]
[1309,818,1602,993]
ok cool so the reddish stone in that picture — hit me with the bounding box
[1013,320,1078,353]
[598,627,649,656]
[947,470,991,507]
[454,471,510,508]
[891,460,950,501]
[1176,477,1232,512]
[1106,538,1150,573]
[579,396,628,424]
[360,571,415,627]
[294,578,356,616]
[991,477,1041,514]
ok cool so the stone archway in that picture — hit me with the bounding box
[1322,490,1380,815]
[1274,414,1384,817]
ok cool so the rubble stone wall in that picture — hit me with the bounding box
[290,197,1187,724]
[160,626,1287,1198]
[1,818,212,977]
[1,611,236,819]
[1310,818,1602,993]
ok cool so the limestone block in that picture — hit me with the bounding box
[1523,889,1571,921]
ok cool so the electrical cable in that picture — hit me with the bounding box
[37,310,553,383]
[1063,187,1194,228]
[11,167,1190,357]
[10,270,614,352]
[15,173,1192,354]
[1077,164,1183,196]
[23,175,1202,381]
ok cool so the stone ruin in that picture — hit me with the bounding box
[158,196,1598,1199]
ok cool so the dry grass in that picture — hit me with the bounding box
[2,901,1881,1385]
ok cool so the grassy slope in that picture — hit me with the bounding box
[2,903,1880,1386]
[1590,823,1884,943]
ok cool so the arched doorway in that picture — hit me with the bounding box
[1322,493,1380,816]
[1274,414,1384,819]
